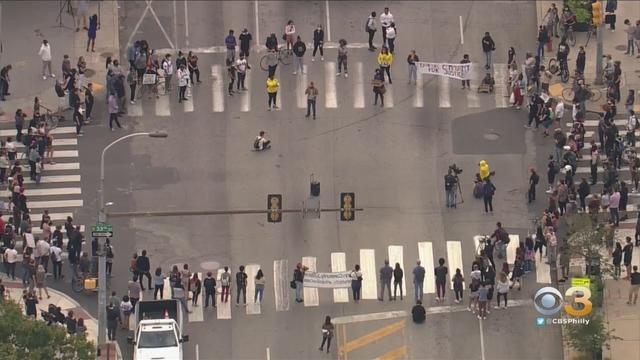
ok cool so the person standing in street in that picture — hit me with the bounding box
[495,272,510,309]
[483,179,496,213]
[528,168,540,203]
[413,260,425,302]
[305,81,318,119]
[106,303,119,341]
[537,25,549,58]
[628,265,639,305]
[605,0,617,31]
[266,75,279,111]
[239,28,252,59]
[177,64,189,103]
[254,269,265,304]
[203,271,216,308]
[50,242,62,280]
[380,7,394,45]
[87,14,98,52]
[235,265,248,306]
[393,262,403,300]
[127,68,137,105]
[366,11,377,51]
[609,188,620,226]
[190,273,201,306]
[225,29,237,61]
[385,23,397,54]
[350,264,362,302]
[477,282,489,320]
[84,82,94,121]
[612,242,623,279]
[285,21,296,50]
[444,168,457,208]
[128,276,142,310]
[377,47,393,83]
[318,316,334,353]
[187,52,201,84]
[135,250,152,291]
[220,266,231,303]
[293,263,305,303]
[407,50,419,84]
[39,40,54,80]
[372,68,385,106]
[336,39,348,77]
[460,54,471,89]
[292,36,306,75]
[162,54,174,94]
[0,65,12,101]
[624,19,636,55]
[435,258,448,302]
[153,268,165,300]
[623,237,634,280]
[378,259,393,301]
[576,46,586,75]
[481,32,496,70]
[236,55,250,91]
[226,59,236,96]
[545,4,559,38]
[452,268,464,303]
[312,25,324,62]
[35,264,50,300]
[108,91,121,131]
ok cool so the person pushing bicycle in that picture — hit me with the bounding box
[557,38,570,73]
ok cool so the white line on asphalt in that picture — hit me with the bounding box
[439,76,451,108]
[273,259,290,312]
[29,212,73,221]
[296,67,307,109]
[302,256,319,306]
[536,253,552,283]
[566,120,625,127]
[23,175,81,184]
[353,62,365,108]
[27,199,83,209]
[15,138,77,147]
[331,252,349,303]
[413,72,423,108]
[479,318,486,360]
[507,235,519,265]
[156,94,171,117]
[162,277,171,300]
[332,310,408,324]
[360,249,377,299]
[467,75,480,108]
[128,101,143,117]
[325,0,332,42]
[254,1,260,50]
[183,0,189,47]
[418,242,436,294]
[211,65,224,112]
[275,67,282,109]
[216,269,231,319]
[245,264,261,315]
[325,61,337,108]
[1,187,80,197]
[40,162,80,171]
[155,43,372,55]
[187,272,204,322]
[384,84,394,108]
[493,63,508,108]
[172,0,178,49]
[388,245,406,295]
[241,70,251,112]
[459,16,464,44]
[184,85,194,112]
[266,347,270,360]
[43,150,79,159]
[125,0,152,50]
[196,344,199,360]
[146,0,175,49]
[446,241,464,290]
[0,127,77,137]
[426,299,533,315]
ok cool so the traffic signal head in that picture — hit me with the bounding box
[340,192,355,221]
[267,194,282,223]
[591,1,602,27]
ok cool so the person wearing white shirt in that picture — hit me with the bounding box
[236,56,250,91]
[3,244,18,280]
[38,40,54,80]
[379,7,394,44]
[50,244,63,280]
[385,23,397,54]
[627,110,638,147]
[554,100,565,125]
[284,20,296,50]
[177,65,190,103]
[253,131,271,151]
[162,54,174,93]
[36,239,51,272]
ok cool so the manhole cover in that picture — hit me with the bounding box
[483,131,500,141]
[200,261,220,271]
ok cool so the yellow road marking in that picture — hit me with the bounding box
[375,345,408,360]
[339,320,406,355]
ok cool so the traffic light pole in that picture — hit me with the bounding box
[594,24,604,85]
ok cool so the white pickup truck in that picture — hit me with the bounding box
[127,299,189,360]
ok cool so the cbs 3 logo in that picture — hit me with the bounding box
[534,286,593,317]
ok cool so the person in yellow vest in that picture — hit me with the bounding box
[266,75,279,110]
[377,47,394,84]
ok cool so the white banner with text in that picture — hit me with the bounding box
[303,271,353,288]
[416,62,474,80]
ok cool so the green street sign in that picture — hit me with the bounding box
[571,277,591,287]
[92,223,113,233]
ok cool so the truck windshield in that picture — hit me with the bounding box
[137,330,178,348]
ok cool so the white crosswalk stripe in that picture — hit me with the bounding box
[446,241,464,290]
[296,66,308,109]
[245,264,262,314]
[384,84,394,108]
[273,259,290,312]
[183,86,194,112]
[353,62,365,109]
[493,64,509,108]
[240,70,251,112]
[418,242,436,294]
[330,253,349,303]
[302,256,319,307]
[466,78,480,108]
[325,62,337,108]
[360,249,377,299]
[216,269,232,319]
[155,93,171,117]
[439,76,451,108]
[413,72,424,108]
[211,65,224,112]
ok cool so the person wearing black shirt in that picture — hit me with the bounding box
[70,88,83,136]
[55,81,67,119]
[135,250,152,290]
[628,266,639,305]
[84,83,94,121]
[236,265,248,305]
[0,65,12,100]
[460,54,471,89]
[239,28,252,58]
[412,300,426,323]
[623,237,634,280]
[312,25,324,61]
[444,170,457,208]
[203,272,217,308]
[265,33,278,51]
[481,32,496,70]
[528,168,540,203]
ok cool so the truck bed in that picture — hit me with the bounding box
[136,300,178,324]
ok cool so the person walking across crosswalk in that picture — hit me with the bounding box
[266,75,279,111]
[336,39,348,77]
[226,59,236,96]
[372,69,385,107]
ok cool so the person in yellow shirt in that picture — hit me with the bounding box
[266,75,279,110]
[377,47,393,83]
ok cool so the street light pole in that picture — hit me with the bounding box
[97,131,167,347]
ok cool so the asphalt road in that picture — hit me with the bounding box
[80,1,562,359]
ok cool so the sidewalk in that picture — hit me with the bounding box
[603,277,640,359]
[0,0,119,120]
[536,1,640,112]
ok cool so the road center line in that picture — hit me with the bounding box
[172,0,178,49]
[479,318,486,360]
[184,0,190,47]
[254,1,260,51]
[325,0,332,42]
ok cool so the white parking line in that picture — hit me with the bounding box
[446,241,464,289]
[245,264,261,315]
[216,269,232,319]
[273,259,290,312]
[418,242,436,294]
[155,94,171,117]
[360,249,377,299]
[212,65,224,112]
[507,235,520,265]
[439,76,451,108]
[413,72,423,108]
[302,256,319,306]
[184,86,194,112]
[353,62,365,109]
[325,0,332,41]
[331,252,349,303]
[325,61,337,108]
[388,245,405,295]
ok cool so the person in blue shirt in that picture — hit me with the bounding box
[225,29,237,62]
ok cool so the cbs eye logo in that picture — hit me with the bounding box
[534,286,592,317]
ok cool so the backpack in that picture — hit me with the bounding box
[531,173,540,185]
[473,182,484,199]
[253,138,261,150]
[500,229,511,244]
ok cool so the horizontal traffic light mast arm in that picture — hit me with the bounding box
[106,208,364,218]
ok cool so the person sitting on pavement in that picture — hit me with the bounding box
[412,300,426,323]
[478,73,495,93]
[253,131,271,151]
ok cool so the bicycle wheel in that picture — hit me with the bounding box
[46,115,59,130]
[561,68,570,83]
[562,87,575,103]
[71,278,84,293]
[548,58,558,74]
[280,50,292,66]
[259,55,270,71]
[589,88,601,102]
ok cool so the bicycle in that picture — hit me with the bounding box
[562,83,601,103]
[584,22,597,48]
[71,273,99,294]
[475,235,491,256]
[260,48,292,71]
[38,105,64,130]
[548,58,569,83]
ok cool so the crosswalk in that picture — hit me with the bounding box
[0,127,84,249]
[127,62,513,118]
[177,235,562,323]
